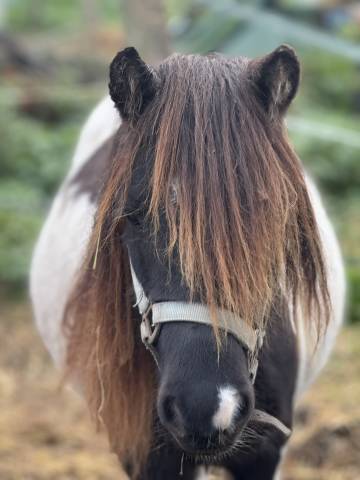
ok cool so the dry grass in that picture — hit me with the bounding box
[0,302,359,479]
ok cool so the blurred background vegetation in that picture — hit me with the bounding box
[0,1,359,478]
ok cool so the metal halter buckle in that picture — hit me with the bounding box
[248,328,266,384]
[140,305,161,346]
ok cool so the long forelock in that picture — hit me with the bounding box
[139,53,330,335]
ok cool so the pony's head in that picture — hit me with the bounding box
[64,47,329,475]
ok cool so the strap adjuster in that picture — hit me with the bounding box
[140,306,161,346]
[248,328,266,383]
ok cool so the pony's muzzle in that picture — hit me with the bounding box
[157,382,253,454]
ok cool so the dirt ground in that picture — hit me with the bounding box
[0,302,359,480]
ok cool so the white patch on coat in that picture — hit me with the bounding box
[30,188,96,366]
[212,386,240,431]
[294,175,346,399]
[67,96,120,178]
[30,96,121,367]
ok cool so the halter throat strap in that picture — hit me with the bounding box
[130,263,291,438]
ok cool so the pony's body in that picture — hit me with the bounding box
[31,49,345,480]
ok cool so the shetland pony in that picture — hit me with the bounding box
[31,46,345,479]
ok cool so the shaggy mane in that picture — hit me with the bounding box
[63,53,330,477]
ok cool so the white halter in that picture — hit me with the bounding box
[130,263,291,438]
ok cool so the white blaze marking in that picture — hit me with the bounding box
[212,386,240,431]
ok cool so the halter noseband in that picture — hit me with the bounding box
[130,263,291,438]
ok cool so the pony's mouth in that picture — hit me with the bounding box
[170,419,259,463]
[180,444,240,464]
[172,433,243,462]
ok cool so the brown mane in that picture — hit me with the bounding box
[63,53,330,477]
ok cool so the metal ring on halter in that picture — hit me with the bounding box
[140,305,161,368]
[248,328,266,384]
[140,305,161,346]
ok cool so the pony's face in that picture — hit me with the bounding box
[108,46,304,456]
[121,119,256,454]
[123,202,254,455]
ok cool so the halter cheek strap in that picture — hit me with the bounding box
[130,263,291,438]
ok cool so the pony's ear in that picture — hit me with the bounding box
[251,45,300,116]
[109,47,158,123]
